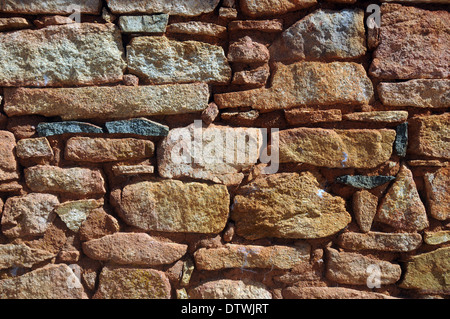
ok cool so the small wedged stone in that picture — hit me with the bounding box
[111,164,155,176]
[65,137,154,163]
[0,17,31,31]
[424,231,450,246]
[188,279,272,299]
[343,111,408,123]
[33,15,75,28]
[83,233,187,266]
[194,244,310,270]
[127,36,231,85]
[167,22,227,38]
[285,109,342,125]
[424,166,450,221]
[231,64,270,87]
[353,190,378,233]
[240,0,316,18]
[282,286,394,299]
[4,84,210,120]
[228,20,284,33]
[93,266,171,299]
[0,244,56,270]
[0,131,19,182]
[337,175,396,189]
[395,122,408,157]
[16,137,54,160]
[119,14,168,33]
[270,9,366,61]
[25,165,106,197]
[79,208,120,241]
[105,118,169,137]
[106,0,221,16]
[36,122,104,137]
[54,199,103,232]
[337,231,422,252]
[227,36,270,63]
[0,264,87,299]
[0,0,102,14]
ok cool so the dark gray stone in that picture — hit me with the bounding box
[395,122,408,157]
[105,118,169,137]
[336,175,396,189]
[119,14,169,34]
[37,121,104,137]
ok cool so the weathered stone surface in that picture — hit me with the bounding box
[119,180,230,233]
[0,264,87,299]
[283,286,394,299]
[2,193,59,238]
[424,166,450,221]
[37,122,104,137]
[65,137,154,163]
[33,15,75,28]
[326,248,401,285]
[106,0,221,16]
[382,0,450,2]
[4,84,210,120]
[353,190,378,233]
[232,64,270,86]
[189,279,272,299]
[275,128,396,168]
[378,80,450,108]
[0,181,22,193]
[408,113,450,159]
[25,165,106,196]
[395,122,408,157]
[228,19,284,32]
[400,247,450,293]
[376,165,428,231]
[227,36,270,63]
[0,23,125,87]
[167,22,227,38]
[232,172,351,240]
[105,118,169,137]
[0,0,102,14]
[240,0,316,17]
[55,199,103,232]
[83,233,187,266]
[158,123,263,185]
[215,62,374,112]
[111,164,155,176]
[370,4,450,80]
[201,103,220,125]
[343,111,408,123]
[16,137,54,160]
[119,14,168,33]
[218,7,238,19]
[194,244,310,270]
[127,36,231,84]
[0,131,19,182]
[337,175,395,189]
[337,231,422,252]
[122,74,139,86]
[0,244,55,270]
[0,17,31,31]
[94,266,171,299]
[424,231,450,245]
[79,208,120,241]
[285,109,342,125]
[270,9,366,61]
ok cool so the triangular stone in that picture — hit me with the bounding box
[353,190,378,233]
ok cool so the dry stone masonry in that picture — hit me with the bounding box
[0,0,448,300]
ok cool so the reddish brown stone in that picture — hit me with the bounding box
[424,166,450,221]
[353,190,378,233]
[227,36,270,64]
[0,131,19,182]
[228,19,284,33]
[285,109,342,125]
[79,208,120,241]
[240,0,316,18]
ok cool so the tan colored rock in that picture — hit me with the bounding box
[353,190,378,233]
[424,166,450,221]
[0,244,56,270]
[119,180,230,233]
[275,128,396,168]
[0,131,19,182]
[65,137,154,163]
[215,62,374,112]
[408,113,450,159]
[227,36,270,63]
[4,84,209,120]
[93,266,171,299]
[229,19,284,33]
[79,208,120,241]
[370,4,450,80]
[240,0,316,17]
[167,22,227,38]
[83,233,187,266]
[231,172,351,240]
[55,199,103,232]
[106,0,221,16]
[157,123,263,185]
[2,193,59,238]
[232,64,270,87]
[189,279,272,299]
[378,80,450,108]
[25,165,106,197]
[0,264,87,299]
[0,17,31,31]
[0,0,101,14]
[376,165,428,231]
[326,248,401,285]
[194,243,310,270]
[424,231,450,245]
[127,36,231,85]
[283,286,394,299]
[337,231,422,252]
[16,137,54,160]
[285,109,342,125]
[111,164,155,176]
[343,111,408,123]
[0,23,125,87]
[400,247,450,293]
[33,15,75,28]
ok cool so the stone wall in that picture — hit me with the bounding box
[0,0,449,299]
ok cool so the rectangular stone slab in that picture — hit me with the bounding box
[106,0,221,16]
[0,0,102,14]
[4,83,210,120]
